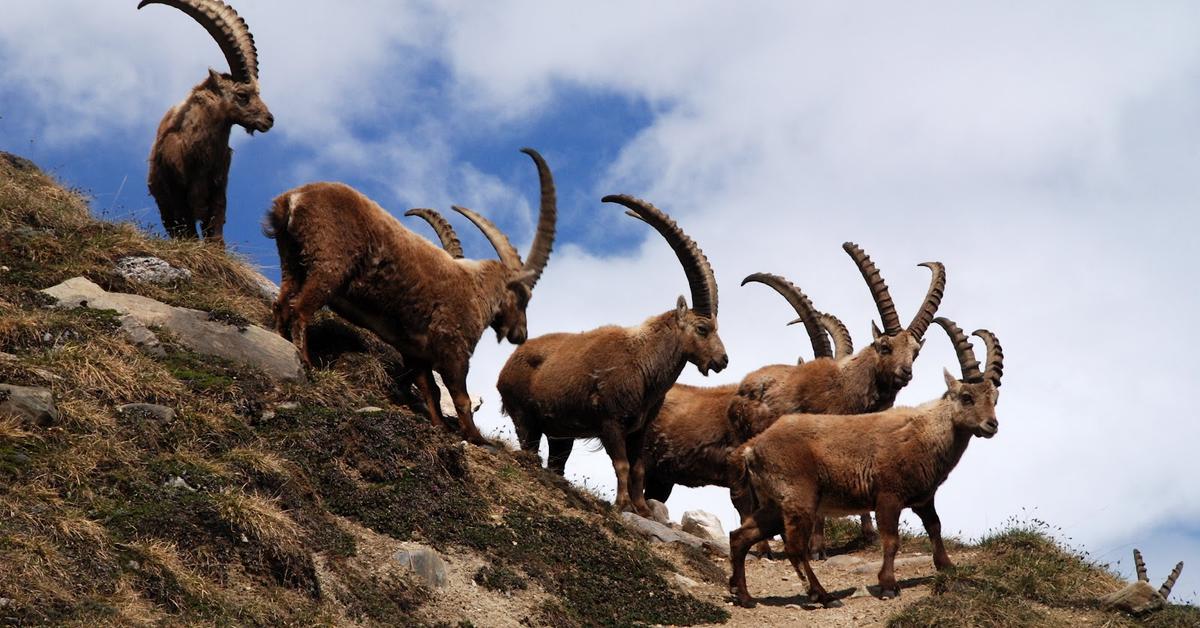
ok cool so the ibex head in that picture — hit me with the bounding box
[452,148,557,345]
[934,317,1003,438]
[844,243,945,392]
[604,195,728,376]
[140,0,274,134]
[1102,549,1184,615]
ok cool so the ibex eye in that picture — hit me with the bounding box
[960,394,974,406]
[696,325,709,337]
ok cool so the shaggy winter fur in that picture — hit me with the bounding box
[727,319,1003,608]
[142,0,272,245]
[267,149,556,445]
[497,195,727,515]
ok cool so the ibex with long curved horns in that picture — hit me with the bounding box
[728,317,1004,608]
[1102,549,1184,614]
[497,195,728,515]
[637,246,944,552]
[140,0,273,245]
[267,148,557,445]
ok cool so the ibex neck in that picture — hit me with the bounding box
[917,401,975,486]
[634,311,688,400]
[839,349,884,412]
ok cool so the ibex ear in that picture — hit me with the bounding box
[943,368,958,390]
[507,270,536,289]
[207,67,223,84]
[871,321,883,340]
[675,295,689,321]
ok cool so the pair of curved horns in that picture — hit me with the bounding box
[604,195,717,318]
[785,312,854,359]
[420,149,555,288]
[933,317,1003,386]
[138,0,259,83]
[843,243,945,340]
[742,274,832,359]
[1133,549,1185,599]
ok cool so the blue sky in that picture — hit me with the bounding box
[3,1,1200,603]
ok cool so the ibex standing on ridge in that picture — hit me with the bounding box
[637,245,944,553]
[497,195,728,515]
[141,0,274,245]
[267,148,557,445]
[728,317,1004,607]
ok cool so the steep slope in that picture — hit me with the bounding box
[0,152,729,627]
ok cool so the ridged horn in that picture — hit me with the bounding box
[820,313,854,359]
[451,205,522,270]
[744,273,832,359]
[788,314,854,359]
[138,0,259,83]
[604,195,717,318]
[1159,561,1184,599]
[934,317,982,382]
[518,148,556,289]
[405,208,463,259]
[907,262,946,340]
[843,242,902,335]
[972,329,1004,388]
[1134,549,1148,582]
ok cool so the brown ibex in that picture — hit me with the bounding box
[267,148,557,445]
[728,316,1004,607]
[497,195,728,515]
[639,246,944,553]
[1102,549,1184,615]
[141,0,274,245]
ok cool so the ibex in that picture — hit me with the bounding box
[638,245,944,551]
[267,148,557,445]
[140,0,274,245]
[1101,549,1184,615]
[728,316,1004,607]
[497,195,728,515]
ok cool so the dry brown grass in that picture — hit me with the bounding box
[213,488,306,557]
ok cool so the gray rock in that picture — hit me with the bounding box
[850,585,873,599]
[275,401,300,411]
[163,476,196,492]
[647,499,671,525]
[673,573,700,589]
[355,406,385,414]
[117,403,176,422]
[119,314,165,356]
[432,371,483,417]
[115,256,192,285]
[619,512,730,557]
[41,277,303,381]
[244,268,281,302]
[0,383,58,426]
[681,510,725,542]
[393,547,448,589]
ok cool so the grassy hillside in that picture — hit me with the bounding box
[0,152,729,627]
[1,151,1196,627]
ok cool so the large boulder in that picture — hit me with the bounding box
[41,277,303,381]
[0,384,58,426]
[681,510,725,543]
[392,546,449,589]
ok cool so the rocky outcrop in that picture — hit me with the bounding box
[41,277,303,381]
[619,512,730,557]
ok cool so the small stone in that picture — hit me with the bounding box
[276,401,300,410]
[117,403,176,422]
[393,547,449,589]
[673,573,699,589]
[785,603,802,610]
[850,586,873,599]
[260,410,276,421]
[163,476,196,492]
[355,406,384,414]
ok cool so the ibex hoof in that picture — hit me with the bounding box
[734,596,757,609]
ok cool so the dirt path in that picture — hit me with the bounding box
[684,544,973,628]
